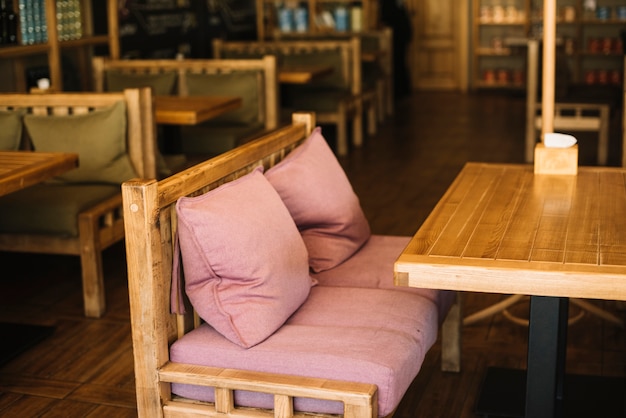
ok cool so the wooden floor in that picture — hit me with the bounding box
[1,91,624,417]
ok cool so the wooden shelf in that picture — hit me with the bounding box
[256,0,379,39]
[0,0,119,92]
[472,0,626,91]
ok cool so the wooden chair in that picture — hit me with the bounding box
[92,56,279,155]
[525,39,611,165]
[0,88,157,318]
[213,37,372,156]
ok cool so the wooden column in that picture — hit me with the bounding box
[541,0,556,138]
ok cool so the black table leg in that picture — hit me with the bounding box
[525,296,569,418]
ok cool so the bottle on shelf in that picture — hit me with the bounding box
[350,2,362,32]
[334,4,348,32]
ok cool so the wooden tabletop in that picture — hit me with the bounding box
[279,65,334,84]
[0,151,79,197]
[394,162,626,301]
[154,95,242,125]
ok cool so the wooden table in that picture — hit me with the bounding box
[0,151,78,366]
[154,95,242,125]
[154,95,242,154]
[0,151,78,196]
[278,65,333,84]
[395,162,626,418]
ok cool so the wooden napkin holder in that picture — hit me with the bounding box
[534,142,578,175]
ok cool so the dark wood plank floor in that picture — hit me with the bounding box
[1,91,624,417]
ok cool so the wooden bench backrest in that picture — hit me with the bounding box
[0,88,157,179]
[213,37,362,96]
[92,56,279,130]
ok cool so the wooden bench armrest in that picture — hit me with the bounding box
[159,362,378,417]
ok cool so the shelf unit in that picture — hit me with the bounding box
[472,0,626,90]
[255,0,379,39]
[0,0,119,92]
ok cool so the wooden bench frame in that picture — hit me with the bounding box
[213,37,373,157]
[122,111,461,418]
[122,113,378,417]
[92,56,279,133]
[0,88,157,318]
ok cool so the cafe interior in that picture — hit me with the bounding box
[0,0,625,417]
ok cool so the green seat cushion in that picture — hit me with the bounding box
[24,101,137,185]
[0,183,120,237]
[106,71,177,95]
[180,122,264,154]
[0,109,25,150]
[185,72,260,125]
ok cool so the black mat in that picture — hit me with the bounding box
[0,322,55,367]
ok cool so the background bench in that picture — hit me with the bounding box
[92,56,279,156]
[213,37,376,157]
[0,88,157,318]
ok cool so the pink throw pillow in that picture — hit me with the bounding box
[175,168,312,348]
[265,127,370,272]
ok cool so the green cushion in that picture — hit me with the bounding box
[106,71,177,95]
[185,72,259,125]
[0,109,25,150]
[0,183,120,237]
[24,101,137,185]
[180,122,264,154]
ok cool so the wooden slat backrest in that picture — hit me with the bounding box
[0,89,156,179]
[92,56,279,130]
[122,112,377,418]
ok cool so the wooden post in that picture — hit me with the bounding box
[541,0,556,138]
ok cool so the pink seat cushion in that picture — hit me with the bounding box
[312,235,456,323]
[265,127,371,272]
[175,168,312,348]
[170,286,439,417]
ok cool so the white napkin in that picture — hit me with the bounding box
[544,133,577,148]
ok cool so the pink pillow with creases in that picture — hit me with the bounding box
[265,127,370,272]
[175,168,312,348]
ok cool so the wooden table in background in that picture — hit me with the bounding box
[0,151,78,196]
[395,162,626,418]
[278,65,333,84]
[154,95,242,125]
[154,95,242,154]
[0,150,78,367]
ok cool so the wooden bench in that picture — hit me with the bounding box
[0,88,157,318]
[213,37,376,157]
[272,28,395,121]
[92,56,279,156]
[122,112,460,418]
